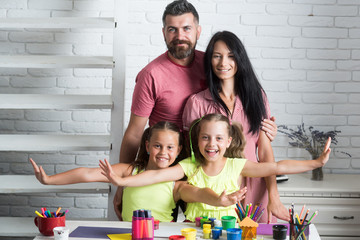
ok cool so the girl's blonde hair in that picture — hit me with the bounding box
[132,121,183,173]
[190,113,246,165]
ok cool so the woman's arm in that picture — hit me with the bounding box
[257,131,289,222]
[261,116,277,142]
[242,137,331,177]
[30,158,131,185]
[100,159,186,187]
[174,181,247,207]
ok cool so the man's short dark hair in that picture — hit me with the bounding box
[162,0,199,26]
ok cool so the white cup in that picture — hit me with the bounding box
[53,226,69,240]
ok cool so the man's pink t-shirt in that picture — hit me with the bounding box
[131,50,207,128]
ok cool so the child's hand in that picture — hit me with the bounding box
[30,158,50,185]
[99,159,124,186]
[218,187,247,207]
[317,137,332,167]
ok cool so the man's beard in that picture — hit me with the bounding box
[167,39,195,59]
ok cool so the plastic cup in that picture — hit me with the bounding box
[53,227,69,240]
[34,215,66,236]
[226,228,242,240]
[181,228,197,240]
[290,221,310,240]
[214,226,223,236]
[221,216,236,230]
[212,229,221,239]
[169,235,186,240]
[272,224,288,240]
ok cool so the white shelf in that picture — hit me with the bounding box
[0,94,112,109]
[0,175,110,194]
[0,134,110,151]
[0,217,37,237]
[0,55,113,68]
[0,17,115,29]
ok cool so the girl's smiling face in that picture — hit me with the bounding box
[197,120,232,163]
[146,129,182,170]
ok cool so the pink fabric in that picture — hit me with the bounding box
[182,89,273,223]
[131,50,207,128]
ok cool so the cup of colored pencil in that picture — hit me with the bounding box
[288,204,318,240]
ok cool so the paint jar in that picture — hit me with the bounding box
[200,218,208,228]
[181,228,197,240]
[214,220,222,227]
[203,224,211,230]
[226,228,242,240]
[195,217,202,227]
[214,226,223,236]
[204,220,214,228]
[169,235,186,240]
[211,229,221,239]
[203,228,211,239]
[221,216,236,230]
[272,224,288,240]
[154,219,160,230]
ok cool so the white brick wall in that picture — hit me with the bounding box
[0,0,359,221]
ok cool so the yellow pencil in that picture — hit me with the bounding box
[35,211,44,218]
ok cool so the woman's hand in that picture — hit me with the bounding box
[30,158,50,185]
[218,187,247,207]
[316,137,332,167]
[267,196,290,223]
[99,159,124,186]
[261,116,277,142]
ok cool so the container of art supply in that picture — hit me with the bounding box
[221,216,236,230]
[181,228,197,240]
[203,224,211,230]
[214,220,222,227]
[214,226,222,236]
[34,215,66,236]
[169,235,186,240]
[211,228,221,239]
[154,219,160,230]
[290,220,310,240]
[204,220,214,228]
[203,228,211,239]
[200,218,208,228]
[53,227,69,240]
[272,224,288,240]
[239,216,258,240]
[195,217,202,227]
[226,228,242,240]
[132,210,154,240]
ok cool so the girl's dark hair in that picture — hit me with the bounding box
[190,114,246,165]
[162,0,199,26]
[132,121,183,173]
[204,31,268,135]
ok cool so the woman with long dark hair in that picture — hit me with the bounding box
[182,31,289,223]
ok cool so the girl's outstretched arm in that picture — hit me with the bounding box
[242,137,332,177]
[100,159,186,187]
[175,182,247,207]
[30,158,131,185]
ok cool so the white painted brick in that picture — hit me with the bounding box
[55,33,101,44]
[213,25,256,37]
[51,10,100,17]
[76,154,108,165]
[262,69,306,81]
[29,196,74,207]
[303,27,348,38]
[0,152,28,163]
[202,13,240,25]
[251,59,289,70]
[0,77,9,86]
[262,81,288,92]
[0,68,27,76]
[10,77,56,87]
[0,42,25,54]
[349,29,360,38]
[28,0,72,10]
[75,197,108,208]
[74,69,112,77]
[242,15,287,26]
[267,92,302,103]
[289,81,333,92]
[73,44,113,56]
[266,4,312,15]
[307,49,350,60]
[294,38,337,49]
[128,23,161,35]
[63,207,106,219]
[9,32,54,43]
[65,88,111,95]
[0,110,23,120]
[0,9,6,17]
[292,59,335,70]
[313,5,357,16]
[354,71,360,80]
[303,115,347,126]
[102,33,113,44]
[261,48,305,59]
[0,195,27,205]
[25,110,72,121]
[349,116,360,125]
[325,158,351,169]
[303,93,347,103]
[307,71,351,81]
[339,39,360,49]
[26,43,73,54]
[289,16,333,27]
[74,0,114,11]
[57,77,105,88]
[61,122,108,133]
[7,9,50,17]
[336,17,360,28]
[351,159,360,169]
[286,104,332,114]
[352,137,360,147]
[28,69,73,77]
[337,60,360,70]
[218,3,265,14]
[146,11,163,24]
[129,1,167,13]
[15,121,60,132]
[349,94,360,103]
[257,26,300,37]
[353,50,360,59]
[72,110,111,122]
[336,82,360,92]
[294,0,336,4]
[0,205,10,215]
[0,120,15,130]
[334,104,360,115]
[0,32,7,41]
[0,0,27,9]
[267,103,286,114]
[245,37,291,48]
